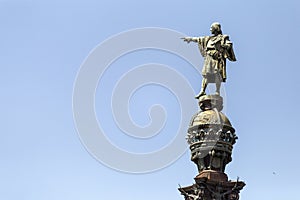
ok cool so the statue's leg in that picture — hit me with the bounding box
[215,74,221,95]
[201,78,208,94]
[195,78,207,99]
[216,81,221,95]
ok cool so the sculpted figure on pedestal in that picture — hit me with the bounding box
[182,22,236,98]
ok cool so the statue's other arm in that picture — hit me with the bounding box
[221,36,232,50]
[221,35,236,61]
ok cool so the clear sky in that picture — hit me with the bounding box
[1,0,300,199]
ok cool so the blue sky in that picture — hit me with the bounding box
[1,0,300,199]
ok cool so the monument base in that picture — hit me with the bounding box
[178,170,245,200]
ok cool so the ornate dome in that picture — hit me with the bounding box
[190,110,232,128]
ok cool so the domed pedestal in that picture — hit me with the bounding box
[179,95,245,200]
[187,95,237,173]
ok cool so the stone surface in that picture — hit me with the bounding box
[195,170,228,182]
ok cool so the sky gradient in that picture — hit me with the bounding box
[1,0,300,199]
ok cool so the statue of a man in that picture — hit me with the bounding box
[182,22,236,98]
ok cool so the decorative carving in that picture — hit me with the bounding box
[186,128,237,145]
[179,178,244,200]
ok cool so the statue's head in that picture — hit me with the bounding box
[210,22,222,35]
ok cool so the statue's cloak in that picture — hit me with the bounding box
[198,35,236,82]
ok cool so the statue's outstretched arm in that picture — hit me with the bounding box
[181,37,199,43]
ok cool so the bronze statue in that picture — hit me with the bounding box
[182,22,236,98]
[179,185,204,200]
[184,189,203,200]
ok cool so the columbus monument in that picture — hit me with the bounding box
[178,22,245,200]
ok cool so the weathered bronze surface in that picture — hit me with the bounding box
[182,22,236,98]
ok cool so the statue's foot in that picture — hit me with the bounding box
[215,91,220,96]
[195,92,206,99]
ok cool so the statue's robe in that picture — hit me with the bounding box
[198,34,236,83]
